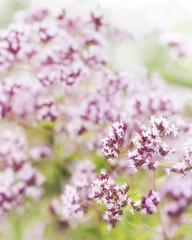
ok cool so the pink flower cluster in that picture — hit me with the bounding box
[89,171,160,228]
[102,121,127,164]
[170,139,192,174]
[161,176,192,218]
[60,161,96,224]
[128,116,178,170]
[0,128,44,215]
[89,171,130,228]
[158,176,192,238]
[133,190,160,215]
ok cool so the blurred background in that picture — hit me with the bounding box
[2,0,192,86]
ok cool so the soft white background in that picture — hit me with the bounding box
[1,0,192,29]
[1,0,192,73]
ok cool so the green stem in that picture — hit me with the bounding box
[152,170,169,240]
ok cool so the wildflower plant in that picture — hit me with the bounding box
[0,2,192,240]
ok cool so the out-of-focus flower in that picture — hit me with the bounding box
[170,139,192,174]
[160,32,192,58]
[60,161,96,224]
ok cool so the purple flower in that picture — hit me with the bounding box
[128,116,178,170]
[102,121,127,164]
[60,161,96,224]
[90,171,130,228]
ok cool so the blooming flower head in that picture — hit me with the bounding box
[90,171,130,228]
[102,121,127,164]
[128,116,178,170]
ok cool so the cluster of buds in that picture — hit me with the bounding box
[131,190,160,215]
[0,162,44,216]
[0,25,25,71]
[59,161,96,224]
[128,116,178,170]
[102,121,127,164]
[0,129,27,168]
[90,171,160,228]
[36,97,58,122]
[80,95,119,125]
[0,128,44,215]
[161,176,192,218]
[89,171,130,228]
[61,185,84,220]
[170,139,192,174]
